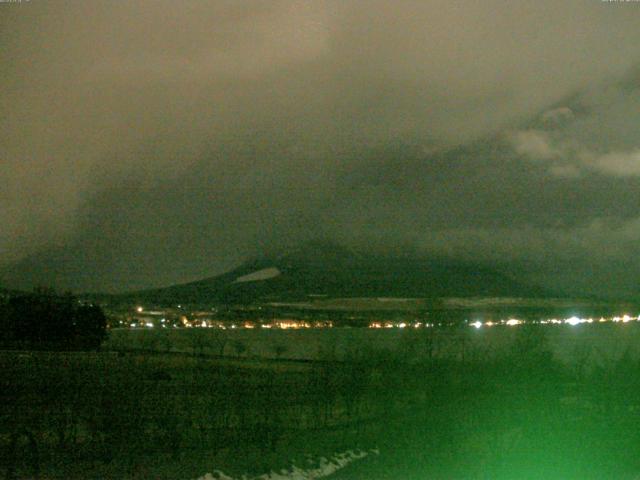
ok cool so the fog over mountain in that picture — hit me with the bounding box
[3,1,640,296]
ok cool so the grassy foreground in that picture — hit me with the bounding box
[2,325,640,479]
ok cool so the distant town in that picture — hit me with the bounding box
[104,301,640,330]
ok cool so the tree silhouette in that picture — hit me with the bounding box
[73,304,107,350]
[0,290,107,350]
[271,343,288,360]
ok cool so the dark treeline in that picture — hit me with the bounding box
[0,289,107,351]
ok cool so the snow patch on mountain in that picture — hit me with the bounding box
[234,267,281,283]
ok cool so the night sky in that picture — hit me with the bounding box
[2,1,640,296]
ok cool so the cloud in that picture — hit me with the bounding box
[510,133,640,179]
[548,164,582,179]
[510,130,562,161]
[587,149,640,177]
[507,126,582,178]
[508,85,640,179]
[542,107,574,124]
[3,0,640,292]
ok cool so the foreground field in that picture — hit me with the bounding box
[4,325,640,479]
[0,348,389,479]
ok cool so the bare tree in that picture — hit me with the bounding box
[208,329,229,357]
[232,339,247,358]
[271,343,288,360]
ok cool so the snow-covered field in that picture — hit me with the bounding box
[196,449,378,480]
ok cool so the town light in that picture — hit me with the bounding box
[565,316,581,326]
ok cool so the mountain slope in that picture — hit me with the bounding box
[117,242,550,305]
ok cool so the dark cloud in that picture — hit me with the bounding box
[3,1,640,295]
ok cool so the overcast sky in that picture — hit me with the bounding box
[2,0,640,296]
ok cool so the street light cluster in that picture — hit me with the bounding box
[468,314,640,329]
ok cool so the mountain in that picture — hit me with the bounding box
[112,241,550,305]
